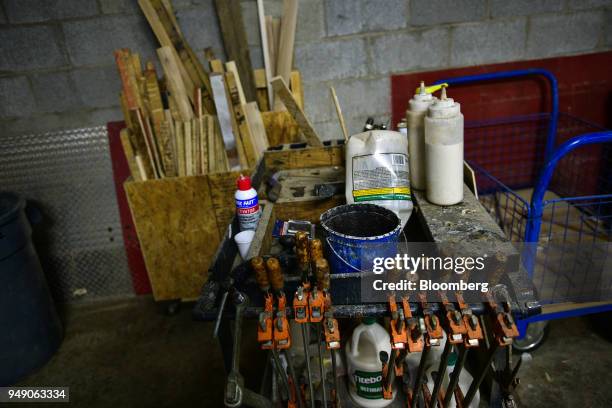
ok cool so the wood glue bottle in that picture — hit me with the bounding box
[235,174,260,231]
[406,81,435,191]
[424,87,464,206]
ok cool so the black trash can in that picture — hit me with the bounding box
[0,192,63,386]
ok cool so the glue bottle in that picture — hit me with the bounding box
[424,87,464,206]
[406,81,435,191]
[235,174,260,231]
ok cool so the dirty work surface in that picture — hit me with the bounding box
[16,297,612,407]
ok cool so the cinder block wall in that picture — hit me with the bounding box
[0,0,611,140]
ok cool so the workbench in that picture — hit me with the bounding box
[192,143,540,407]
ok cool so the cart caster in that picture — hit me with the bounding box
[158,299,181,316]
[513,321,549,352]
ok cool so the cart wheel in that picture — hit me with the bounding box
[513,321,549,352]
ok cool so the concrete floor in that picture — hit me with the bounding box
[17,296,612,407]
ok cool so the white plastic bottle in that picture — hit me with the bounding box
[407,81,435,191]
[424,87,464,206]
[345,317,396,407]
[425,351,480,408]
[345,130,413,227]
[235,174,260,231]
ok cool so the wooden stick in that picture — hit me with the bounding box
[276,0,298,84]
[157,46,194,122]
[265,16,276,77]
[257,0,274,108]
[225,61,247,106]
[290,70,304,109]
[210,59,225,74]
[271,76,323,147]
[330,86,349,142]
[175,121,186,176]
[120,128,144,181]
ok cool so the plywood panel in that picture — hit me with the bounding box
[125,176,220,300]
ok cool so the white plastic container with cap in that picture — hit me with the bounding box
[425,349,480,408]
[424,87,464,206]
[407,81,436,191]
[345,130,413,227]
[345,317,396,407]
[235,174,260,231]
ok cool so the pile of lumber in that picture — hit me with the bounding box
[116,0,322,181]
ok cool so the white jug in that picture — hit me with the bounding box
[345,317,396,407]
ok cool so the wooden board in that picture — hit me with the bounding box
[276,0,298,84]
[244,102,269,159]
[125,176,221,301]
[254,68,270,112]
[214,0,256,102]
[270,76,323,147]
[261,111,300,146]
[157,46,193,122]
[225,61,247,105]
[264,143,344,172]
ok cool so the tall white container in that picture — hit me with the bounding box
[424,88,464,206]
[345,318,396,407]
[407,82,435,191]
[345,130,413,227]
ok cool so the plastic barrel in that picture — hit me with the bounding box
[320,204,401,274]
[0,192,63,386]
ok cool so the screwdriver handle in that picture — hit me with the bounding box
[251,256,269,292]
[266,257,284,292]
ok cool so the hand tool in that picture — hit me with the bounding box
[380,351,394,400]
[213,262,250,339]
[293,284,315,408]
[410,295,444,408]
[429,293,468,408]
[462,294,519,407]
[310,260,327,407]
[268,257,303,408]
[224,290,273,408]
[320,259,341,408]
[295,231,311,282]
[382,294,406,400]
[442,294,483,408]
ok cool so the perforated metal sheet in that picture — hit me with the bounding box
[0,126,133,301]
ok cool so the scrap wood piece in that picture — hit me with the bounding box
[157,46,194,122]
[329,86,349,142]
[276,0,298,84]
[214,0,256,102]
[120,128,145,181]
[244,101,269,160]
[138,0,215,112]
[265,16,276,77]
[253,69,270,112]
[226,71,258,168]
[270,76,323,147]
[210,59,225,74]
[225,61,246,105]
[256,0,273,108]
[175,120,186,176]
[158,120,176,177]
[115,49,142,110]
[184,120,194,176]
[210,73,238,157]
[290,70,304,110]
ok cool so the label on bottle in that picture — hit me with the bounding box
[352,153,410,202]
[236,196,260,230]
[353,370,384,399]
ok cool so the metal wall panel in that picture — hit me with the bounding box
[0,126,133,301]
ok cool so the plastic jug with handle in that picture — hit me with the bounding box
[345,317,396,407]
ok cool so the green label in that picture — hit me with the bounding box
[353,370,384,399]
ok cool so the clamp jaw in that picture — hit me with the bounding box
[257,293,274,350]
[441,293,467,344]
[487,294,519,346]
[273,293,291,349]
[308,288,325,323]
[457,293,483,348]
[419,295,443,346]
[401,297,425,353]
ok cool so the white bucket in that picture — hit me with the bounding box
[234,230,255,260]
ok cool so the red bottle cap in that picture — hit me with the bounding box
[236,174,251,190]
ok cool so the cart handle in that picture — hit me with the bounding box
[526,131,612,242]
[432,69,559,162]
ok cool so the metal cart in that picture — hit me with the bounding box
[433,69,612,350]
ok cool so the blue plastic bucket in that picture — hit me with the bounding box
[320,204,401,274]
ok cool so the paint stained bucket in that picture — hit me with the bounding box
[320,204,401,274]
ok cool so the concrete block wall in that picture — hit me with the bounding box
[0,0,611,140]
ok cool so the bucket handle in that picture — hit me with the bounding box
[325,229,408,274]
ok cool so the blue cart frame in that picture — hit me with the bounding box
[433,69,612,338]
